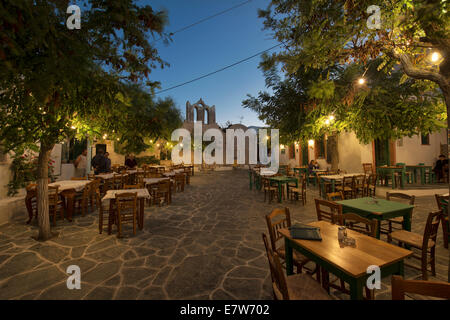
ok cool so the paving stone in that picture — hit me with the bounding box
[145,255,167,268]
[71,246,87,259]
[115,286,140,300]
[121,267,157,286]
[223,278,263,300]
[236,246,261,260]
[138,286,166,300]
[134,247,156,257]
[29,244,70,263]
[38,283,93,300]
[0,252,43,281]
[211,289,236,300]
[82,261,122,285]
[124,257,145,267]
[152,266,172,286]
[60,258,97,274]
[165,254,233,299]
[85,286,116,299]
[0,266,66,299]
[228,266,267,279]
[85,245,128,262]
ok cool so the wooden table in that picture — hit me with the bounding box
[48,180,92,222]
[376,166,405,189]
[336,197,414,239]
[102,188,150,230]
[279,221,412,300]
[319,173,363,197]
[268,175,298,203]
[183,165,195,176]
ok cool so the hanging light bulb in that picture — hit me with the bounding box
[431,51,441,63]
[358,78,365,85]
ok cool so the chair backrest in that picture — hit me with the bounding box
[386,192,415,205]
[326,191,344,201]
[362,163,373,174]
[48,185,59,205]
[338,213,378,237]
[315,199,342,223]
[355,174,366,185]
[265,208,292,252]
[342,176,354,188]
[391,275,450,300]
[123,184,142,189]
[422,211,442,250]
[157,179,171,192]
[367,173,377,187]
[434,194,449,211]
[115,192,137,215]
[262,233,289,300]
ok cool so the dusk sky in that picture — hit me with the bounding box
[140,0,279,127]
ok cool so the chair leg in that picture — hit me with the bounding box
[133,214,136,236]
[430,247,436,276]
[99,210,103,234]
[421,249,428,280]
[442,218,449,249]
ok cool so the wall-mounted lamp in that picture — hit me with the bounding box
[308,140,314,148]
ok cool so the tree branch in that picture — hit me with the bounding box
[391,51,445,86]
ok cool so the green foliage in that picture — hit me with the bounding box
[135,155,160,166]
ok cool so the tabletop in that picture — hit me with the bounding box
[279,220,412,278]
[102,188,151,201]
[259,170,278,176]
[336,197,414,215]
[143,177,170,185]
[95,173,128,179]
[49,180,91,192]
[269,176,297,182]
[320,173,363,180]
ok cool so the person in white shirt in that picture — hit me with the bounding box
[74,149,87,178]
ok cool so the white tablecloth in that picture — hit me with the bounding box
[96,173,128,180]
[101,188,151,201]
[320,173,364,180]
[143,178,170,185]
[49,180,91,192]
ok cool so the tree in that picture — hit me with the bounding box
[258,0,449,280]
[244,59,445,169]
[0,0,170,240]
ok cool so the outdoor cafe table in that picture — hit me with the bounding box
[252,169,277,190]
[48,180,92,221]
[95,172,128,180]
[405,165,433,184]
[183,164,195,176]
[102,188,150,230]
[268,175,298,203]
[279,220,413,300]
[376,166,406,189]
[336,197,414,239]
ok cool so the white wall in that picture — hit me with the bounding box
[396,129,446,166]
[338,132,367,173]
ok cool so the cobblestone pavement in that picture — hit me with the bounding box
[0,170,448,300]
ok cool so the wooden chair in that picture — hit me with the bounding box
[153,179,170,206]
[74,181,92,216]
[353,175,366,198]
[48,185,64,225]
[380,192,415,235]
[25,183,38,224]
[335,176,354,199]
[288,177,306,205]
[365,173,377,197]
[362,163,373,175]
[115,192,138,238]
[174,173,185,192]
[315,199,342,224]
[388,211,442,280]
[338,213,378,238]
[391,275,450,300]
[326,191,344,201]
[435,194,449,249]
[265,208,314,275]
[96,191,115,235]
[89,179,101,212]
[262,177,278,203]
[262,233,331,300]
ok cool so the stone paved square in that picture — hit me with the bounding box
[0,170,448,300]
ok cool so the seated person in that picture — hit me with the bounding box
[434,154,449,182]
[308,160,319,174]
[125,154,138,169]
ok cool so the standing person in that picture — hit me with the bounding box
[92,150,107,175]
[125,154,137,169]
[433,154,449,182]
[74,149,87,177]
[104,152,112,172]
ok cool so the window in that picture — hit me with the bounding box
[289,144,295,159]
[316,136,325,159]
[421,133,430,145]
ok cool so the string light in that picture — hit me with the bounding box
[358,78,365,85]
[308,140,314,147]
[431,51,441,63]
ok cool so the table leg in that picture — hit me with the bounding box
[284,238,294,276]
[278,182,282,203]
[139,198,144,230]
[349,278,364,300]
[62,190,75,222]
[391,172,395,189]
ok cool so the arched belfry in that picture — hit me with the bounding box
[186,98,216,125]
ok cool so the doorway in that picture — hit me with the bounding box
[374,139,390,166]
[301,144,309,166]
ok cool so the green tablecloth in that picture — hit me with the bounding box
[336,197,414,238]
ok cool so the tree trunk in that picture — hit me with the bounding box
[36,143,53,241]
[444,86,450,283]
